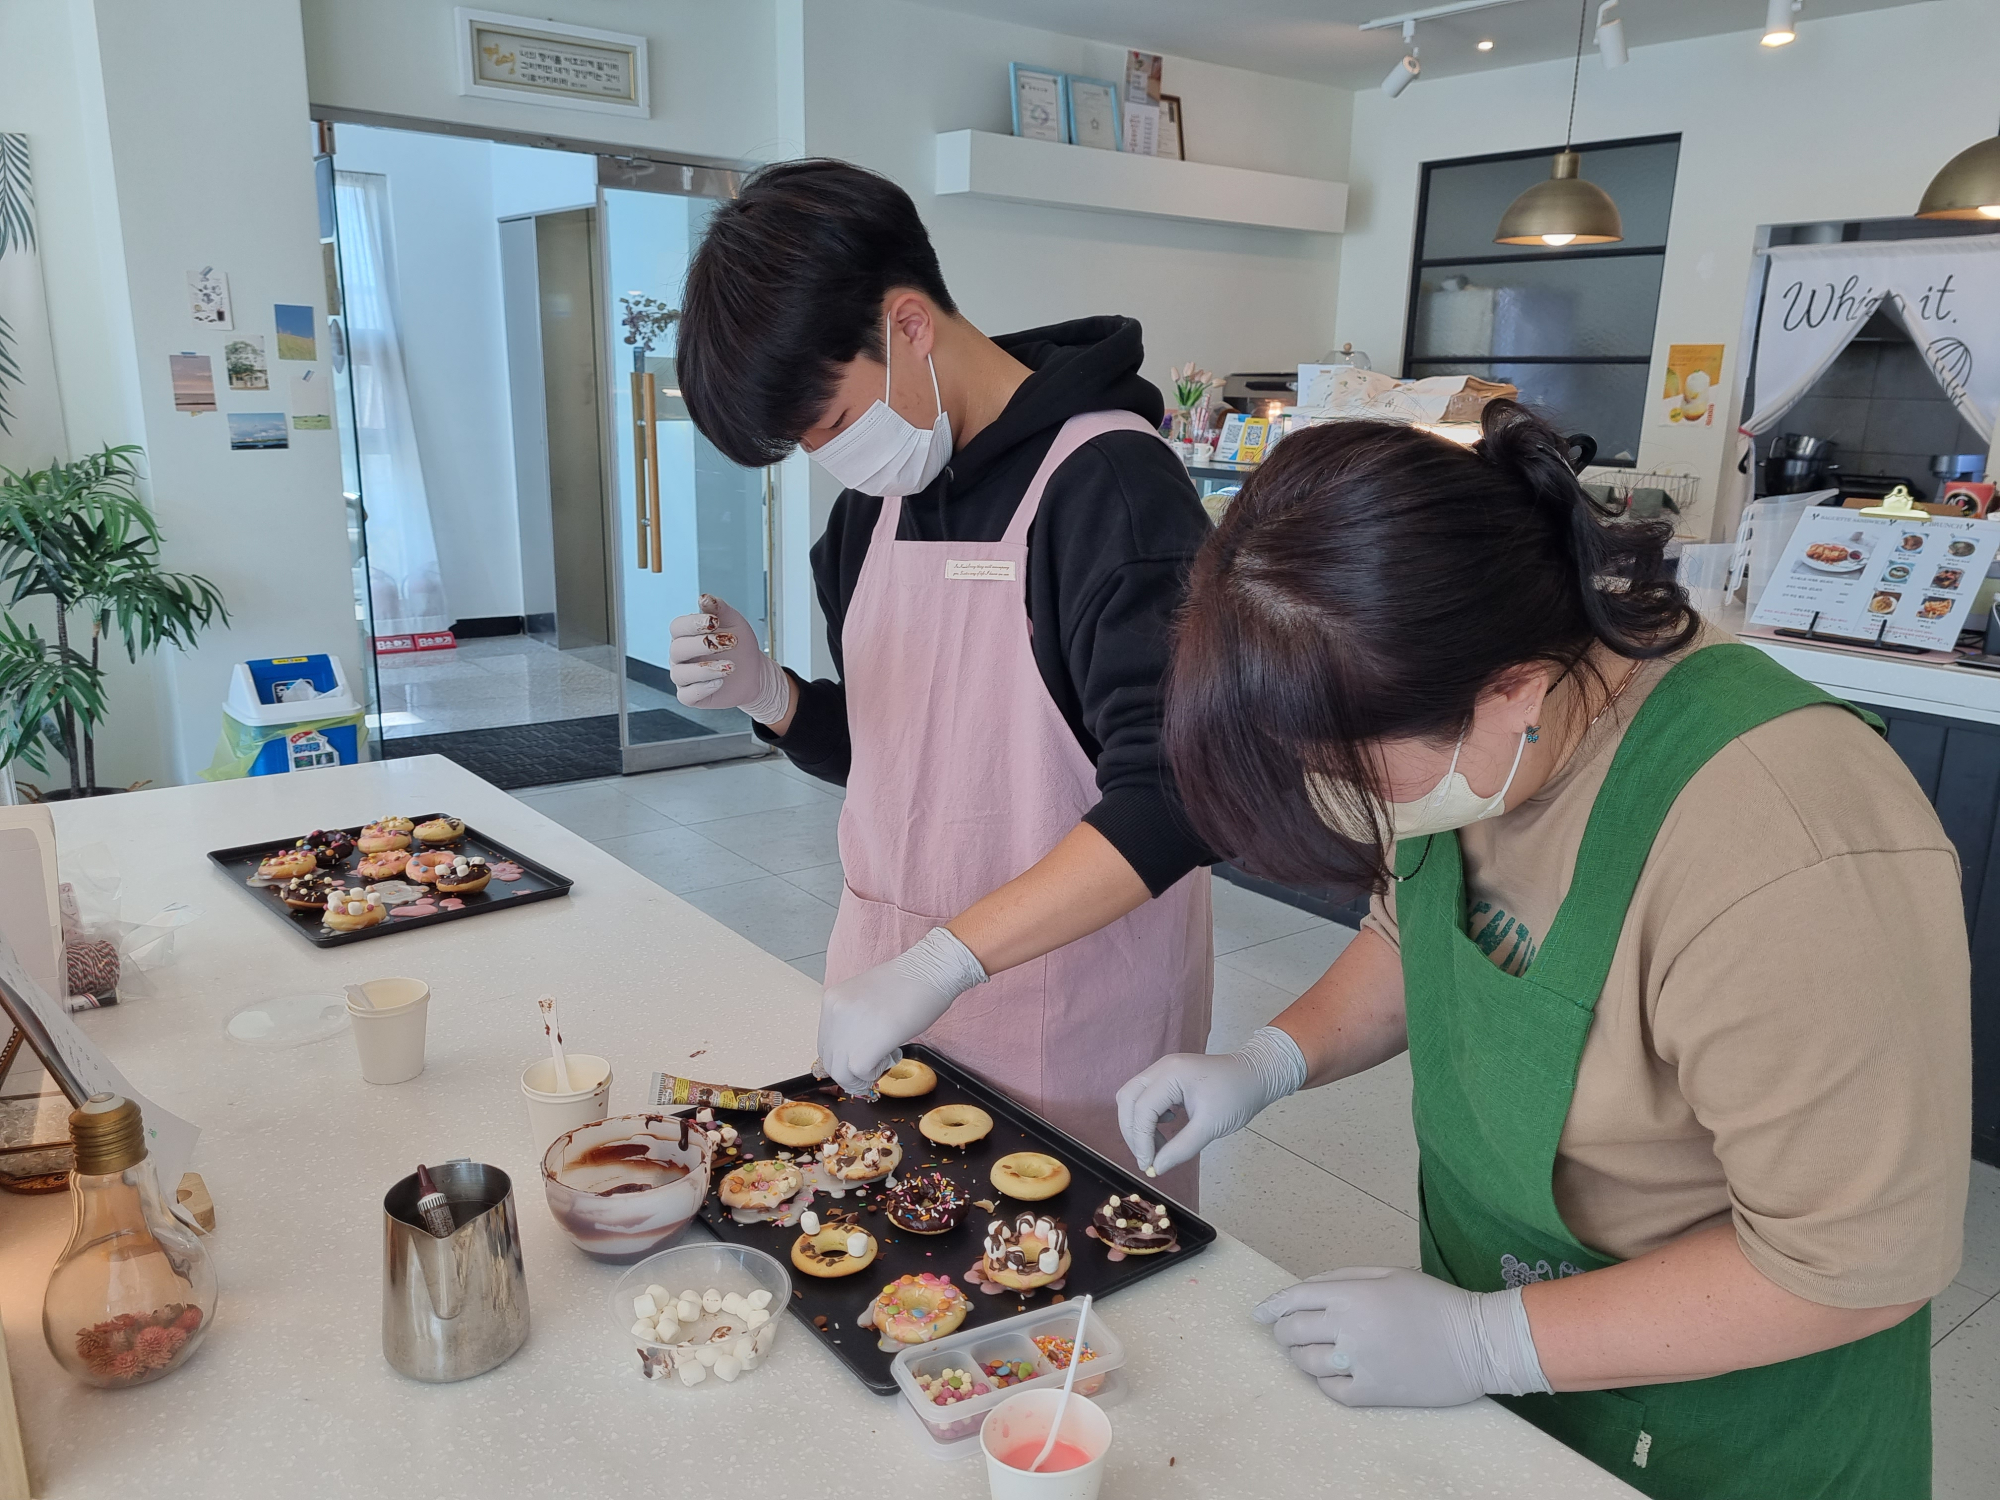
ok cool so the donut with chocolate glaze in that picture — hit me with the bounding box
[1090,1191,1177,1254]
[297,830,356,867]
[981,1212,1071,1290]
[277,871,342,910]
[884,1171,969,1235]
[817,1122,902,1183]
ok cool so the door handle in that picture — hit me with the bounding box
[631,370,649,570]
[643,370,661,573]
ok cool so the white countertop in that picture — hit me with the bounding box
[0,757,1638,1498]
[1727,604,2000,725]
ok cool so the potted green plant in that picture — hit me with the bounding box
[0,445,227,799]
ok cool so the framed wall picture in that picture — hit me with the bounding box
[1159,94,1186,160]
[1066,77,1123,152]
[1010,63,1067,143]
[453,8,649,118]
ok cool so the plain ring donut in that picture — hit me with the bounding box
[876,1059,937,1098]
[991,1151,1070,1201]
[919,1104,993,1147]
[763,1099,840,1147]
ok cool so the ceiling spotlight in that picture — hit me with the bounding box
[1478,39,1495,51]
[1384,18,1420,96]
[1762,0,1799,47]
[1596,1,1627,67]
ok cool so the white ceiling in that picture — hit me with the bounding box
[901,0,1936,89]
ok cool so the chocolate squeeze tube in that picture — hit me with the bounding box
[649,1074,784,1113]
[414,1163,456,1238]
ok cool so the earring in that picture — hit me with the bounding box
[1525,725,1540,743]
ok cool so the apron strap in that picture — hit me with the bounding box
[1001,410,1165,546]
[1529,643,1881,1008]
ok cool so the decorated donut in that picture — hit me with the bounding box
[762,1099,839,1148]
[435,854,491,894]
[864,1273,970,1345]
[718,1159,803,1211]
[357,820,412,854]
[1090,1191,1178,1256]
[277,871,342,910]
[296,830,356,868]
[991,1151,1070,1201]
[980,1212,1071,1291]
[323,889,388,932]
[254,848,318,882]
[919,1103,993,1147]
[356,849,410,881]
[817,1122,901,1183]
[406,850,457,886]
[884,1170,969,1235]
[876,1058,937,1098]
[789,1210,876,1278]
[414,816,466,845]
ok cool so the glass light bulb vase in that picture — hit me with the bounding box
[41,1094,218,1388]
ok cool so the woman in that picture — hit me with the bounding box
[1118,404,1968,1497]
[670,160,1213,1197]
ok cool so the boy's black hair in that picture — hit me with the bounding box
[676,159,957,467]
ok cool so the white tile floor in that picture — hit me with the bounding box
[515,754,2000,1494]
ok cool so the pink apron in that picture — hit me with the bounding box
[825,410,1213,1205]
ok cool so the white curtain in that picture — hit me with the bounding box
[332,170,449,636]
[1745,236,2000,440]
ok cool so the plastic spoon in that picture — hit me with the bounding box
[344,983,374,1011]
[1028,1294,1093,1473]
[538,995,574,1093]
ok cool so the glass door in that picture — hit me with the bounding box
[598,159,771,772]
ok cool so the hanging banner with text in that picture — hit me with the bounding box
[1746,235,2000,441]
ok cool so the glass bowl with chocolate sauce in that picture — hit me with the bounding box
[541,1113,712,1263]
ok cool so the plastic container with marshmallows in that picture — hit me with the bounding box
[889,1302,1127,1460]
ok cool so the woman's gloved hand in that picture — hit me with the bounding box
[817,928,988,1095]
[1115,1027,1308,1177]
[667,594,791,723]
[1253,1267,1551,1408]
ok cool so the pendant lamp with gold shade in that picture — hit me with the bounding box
[1917,114,2000,221]
[1495,1,1622,247]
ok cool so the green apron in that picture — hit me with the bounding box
[1398,644,1931,1500]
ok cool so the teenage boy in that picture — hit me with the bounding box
[670,159,1213,1198]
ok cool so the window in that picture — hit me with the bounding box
[1404,135,1680,465]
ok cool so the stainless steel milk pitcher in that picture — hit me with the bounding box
[382,1160,530,1382]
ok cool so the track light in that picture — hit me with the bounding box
[1762,0,1799,47]
[1477,38,1495,50]
[1383,18,1420,97]
[1596,1,1627,67]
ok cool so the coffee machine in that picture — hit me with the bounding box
[1763,432,1838,495]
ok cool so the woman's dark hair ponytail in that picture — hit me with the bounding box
[1164,400,1698,891]
[1472,400,1695,660]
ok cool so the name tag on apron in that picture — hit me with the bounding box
[944,560,1017,582]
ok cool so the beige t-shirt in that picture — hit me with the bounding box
[1363,632,1970,1308]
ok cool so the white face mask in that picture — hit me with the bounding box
[806,315,953,496]
[1309,729,1529,845]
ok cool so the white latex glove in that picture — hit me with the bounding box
[1253,1267,1551,1408]
[817,928,988,1095]
[1116,1027,1308,1178]
[667,594,791,723]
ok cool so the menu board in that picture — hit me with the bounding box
[1750,508,2000,652]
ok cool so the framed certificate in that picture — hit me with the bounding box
[453,8,648,118]
[1010,64,1067,143]
[1065,76,1123,152]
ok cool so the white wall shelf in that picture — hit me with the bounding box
[934,130,1346,235]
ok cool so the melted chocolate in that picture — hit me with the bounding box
[1091,1192,1176,1251]
[884,1171,968,1234]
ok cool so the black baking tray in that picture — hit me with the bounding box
[206,815,573,947]
[693,1044,1214,1394]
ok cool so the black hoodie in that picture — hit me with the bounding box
[760,315,1216,896]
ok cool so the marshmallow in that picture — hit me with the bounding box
[745,1307,770,1329]
[753,1324,776,1355]
[633,1293,659,1318]
[694,1345,718,1367]
[645,1283,670,1301]
[846,1230,870,1258]
[679,1360,707,1386]
[654,1314,681,1343]
[630,1319,657,1340]
[732,1334,756,1361]
[1038,1247,1061,1275]
[677,1288,699,1305]
[676,1297,701,1322]
[740,1347,762,1371]
[747,1288,773,1310]
[713,1355,742,1382]
[800,1210,821,1236]
[721,1292,749,1316]
[1107,1194,1121,1207]
[701,1288,723,1314]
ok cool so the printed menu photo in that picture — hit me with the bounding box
[1749,508,2000,653]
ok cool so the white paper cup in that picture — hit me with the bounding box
[521,1054,612,1153]
[347,977,430,1085]
[981,1390,1111,1500]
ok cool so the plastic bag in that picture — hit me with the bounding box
[58,842,199,1009]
